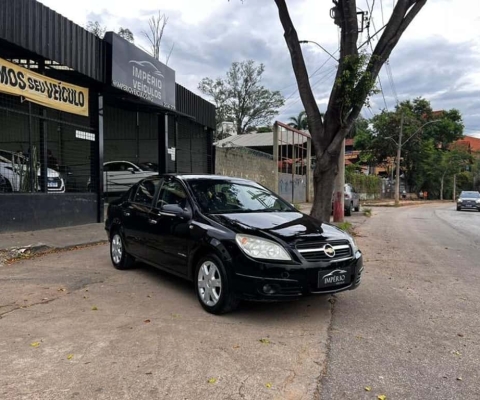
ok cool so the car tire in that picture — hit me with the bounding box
[195,254,239,315]
[456,207,461,211]
[354,204,360,212]
[0,177,13,192]
[110,230,135,270]
[345,205,352,217]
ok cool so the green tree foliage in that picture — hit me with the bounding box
[289,111,308,130]
[198,60,285,136]
[355,98,467,198]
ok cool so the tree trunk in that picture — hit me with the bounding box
[310,124,342,222]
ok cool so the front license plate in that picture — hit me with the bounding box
[318,268,351,288]
[48,182,58,188]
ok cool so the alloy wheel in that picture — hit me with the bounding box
[111,234,123,265]
[197,261,222,306]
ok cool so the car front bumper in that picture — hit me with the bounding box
[230,251,363,301]
[458,201,480,210]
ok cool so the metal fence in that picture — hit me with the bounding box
[0,92,96,194]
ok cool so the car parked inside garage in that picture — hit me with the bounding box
[0,150,65,193]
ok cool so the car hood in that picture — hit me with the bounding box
[460,197,479,201]
[209,212,349,243]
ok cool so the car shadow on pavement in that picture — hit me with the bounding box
[134,261,331,323]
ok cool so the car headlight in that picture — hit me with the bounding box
[457,199,462,203]
[476,199,480,204]
[347,235,359,254]
[235,234,291,261]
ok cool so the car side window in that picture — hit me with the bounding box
[133,179,159,206]
[157,181,188,209]
[106,163,123,172]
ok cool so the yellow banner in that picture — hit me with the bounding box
[0,58,89,117]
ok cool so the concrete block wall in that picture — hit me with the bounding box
[215,147,277,192]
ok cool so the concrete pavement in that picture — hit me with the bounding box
[0,245,332,400]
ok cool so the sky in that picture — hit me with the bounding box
[38,0,480,138]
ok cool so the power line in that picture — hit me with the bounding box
[279,67,337,113]
[367,0,399,106]
[385,60,399,104]
[380,0,385,26]
[280,50,338,100]
[278,47,339,93]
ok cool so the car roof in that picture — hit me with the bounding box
[168,174,254,183]
[104,161,137,165]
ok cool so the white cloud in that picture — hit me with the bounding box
[37,0,480,132]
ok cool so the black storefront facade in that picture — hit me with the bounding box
[0,0,215,233]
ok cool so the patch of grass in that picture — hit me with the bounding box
[363,207,372,217]
[336,221,353,234]
[292,203,301,210]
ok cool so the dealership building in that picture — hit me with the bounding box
[0,0,216,233]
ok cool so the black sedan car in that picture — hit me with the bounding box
[105,174,363,314]
[456,191,480,211]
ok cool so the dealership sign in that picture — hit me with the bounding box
[106,32,176,110]
[0,58,89,117]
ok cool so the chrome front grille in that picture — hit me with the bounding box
[296,239,352,262]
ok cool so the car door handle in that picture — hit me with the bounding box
[148,219,158,225]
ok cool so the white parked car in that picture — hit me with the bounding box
[0,151,65,193]
[344,183,360,216]
[89,161,158,193]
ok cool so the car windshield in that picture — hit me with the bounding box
[460,192,480,198]
[138,162,158,172]
[187,179,295,214]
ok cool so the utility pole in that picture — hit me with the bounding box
[394,112,404,206]
[453,174,457,201]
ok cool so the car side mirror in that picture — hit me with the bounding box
[162,204,192,220]
[127,167,135,174]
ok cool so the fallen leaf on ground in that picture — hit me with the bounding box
[146,372,152,375]
[171,313,180,318]
[57,288,66,292]
[233,345,240,349]
[364,386,371,391]
[91,306,98,311]
[457,333,464,337]
[67,354,74,360]
[457,377,463,381]
[378,395,387,400]
[259,338,270,344]
[265,383,272,388]
[144,319,151,323]
[147,295,151,298]
[453,350,461,356]
[30,342,41,348]
[207,378,217,384]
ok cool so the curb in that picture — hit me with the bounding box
[1,240,108,264]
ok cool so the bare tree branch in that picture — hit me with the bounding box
[142,11,168,60]
[273,0,324,152]
[166,42,175,65]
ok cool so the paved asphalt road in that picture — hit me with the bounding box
[1,203,479,400]
[321,203,480,400]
